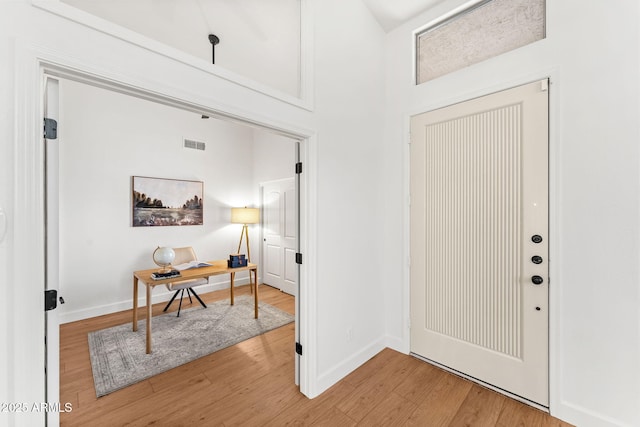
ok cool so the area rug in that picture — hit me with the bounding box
[88,295,294,397]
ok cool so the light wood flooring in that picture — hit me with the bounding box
[60,284,573,426]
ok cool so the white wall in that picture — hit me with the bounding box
[312,0,387,389]
[61,0,301,98]
[0,0,388,422]
[57,79,266,322]
[0,2,16,420]
[252,129,296,190]
[381,1,640,426]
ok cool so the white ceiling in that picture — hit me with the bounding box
[362,0,447,32]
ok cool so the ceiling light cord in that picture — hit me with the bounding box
[208,34,220,64]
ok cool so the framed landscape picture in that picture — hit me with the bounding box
[132,176,203,227]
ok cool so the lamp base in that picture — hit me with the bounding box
[236,224,254,292]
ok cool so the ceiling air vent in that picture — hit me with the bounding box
[183,138,206,151]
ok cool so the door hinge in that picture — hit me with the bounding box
[44,289,57,311]
[295,162,302,174]
[295,342,303,356]
[295,253,302,264]
[540,79,549,92]
[44,118,57,140]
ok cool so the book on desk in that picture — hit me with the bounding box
[150,270,181,280]
[173,260,212,271]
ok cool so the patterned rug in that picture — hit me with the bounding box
[88,295,294,397]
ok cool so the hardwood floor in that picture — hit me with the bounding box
[60,284,572,426]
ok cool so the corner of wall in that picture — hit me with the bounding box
[314,336,387,397]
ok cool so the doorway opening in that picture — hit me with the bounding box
[42,67,311,418]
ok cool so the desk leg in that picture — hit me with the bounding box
[146,283,152,354]
[230,272,235,305]
[133,276,138,332]
[254,267,259,319]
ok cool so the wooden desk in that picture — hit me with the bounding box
[133,260,258,354]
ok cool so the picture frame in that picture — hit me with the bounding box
[132,176,203,227]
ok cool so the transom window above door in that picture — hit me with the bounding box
[415,0,545,84]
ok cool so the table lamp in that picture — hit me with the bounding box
[231,207,259,260]
[231,207,259,288]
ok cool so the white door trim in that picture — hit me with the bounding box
[403,70,561,416]
[4,40,48,427]
[10,40,320,412]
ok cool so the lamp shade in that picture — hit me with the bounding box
[231,207,259,224]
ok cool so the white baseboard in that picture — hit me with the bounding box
[58,277,254,324]
[553,401,634,427]
[384,334,409,354]
[315,337,386,396]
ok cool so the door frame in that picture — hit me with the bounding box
[403,72,560,414]
[10,42,320,417]
[44,76,61,427]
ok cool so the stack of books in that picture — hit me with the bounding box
[150,270,181,280]
[228,253,247,268]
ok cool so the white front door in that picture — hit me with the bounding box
[262,178,298,295]
[410,80,549,406]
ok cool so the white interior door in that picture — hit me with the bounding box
[45,76,62,425]
[410,80,549,406]
[262,178,297,295]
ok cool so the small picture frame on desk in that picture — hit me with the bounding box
[228,253,247,268]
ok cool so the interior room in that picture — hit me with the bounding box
[1,1,639,427]
[56,78,296,323]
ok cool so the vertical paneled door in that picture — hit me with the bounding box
[262,178,298,296]
[410,80,549,406]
